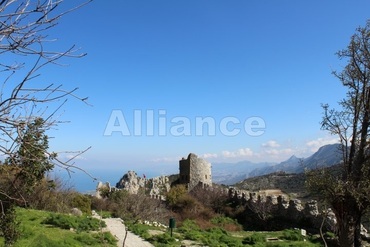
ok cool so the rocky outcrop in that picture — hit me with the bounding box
[116,171,146,194]
[115,171,171,199]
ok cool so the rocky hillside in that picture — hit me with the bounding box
[213,144,342,185]
[114,171,179,198]
[234,163,344,201]
[233,171,307,199]
[212,160,275,185]
[249,144,342,177]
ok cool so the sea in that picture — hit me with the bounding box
[51,168,173,194]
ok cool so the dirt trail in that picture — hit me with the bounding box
[92,212,154,247]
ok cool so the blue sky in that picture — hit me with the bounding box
[37,0,370,182]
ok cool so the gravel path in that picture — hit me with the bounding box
[92,212,154,247]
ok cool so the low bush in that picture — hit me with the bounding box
[126,222,151,240]
[242,232,266,245]
[203,227,244,247]
[97,210,112,219]
[42,213,105,232]
[281,229,304,241]
[70,193,92,215]
[96,231,118,245]
[74,232,117,245]
[28,234,76,247]
[76,216,105,232]
[178,220,244,247]
[42,214,77,230]
[177,219,202,240]
[148,233,179,246]
[0,205,20,246]
[265,242,320,247]
[210,215,242,231]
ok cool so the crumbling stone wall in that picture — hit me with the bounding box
[228,187,336,232]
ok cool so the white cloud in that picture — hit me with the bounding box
[221,148,254,158]
[259,141,295,160]
[201,153,218,159]
[151,156,181,163]
[262,140,280,148]
[263,148,294,156]
[306,137,339,152]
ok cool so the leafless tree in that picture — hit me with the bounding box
[306,20,370,247]
[110,190,171,224]
[246,196,273,221]
[190,185,228,214]
[1,0,92,187]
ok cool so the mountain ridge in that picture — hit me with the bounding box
[212,143,342,185]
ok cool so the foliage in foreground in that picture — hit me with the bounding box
[42,212,106,232]
[0,208,116,247]
[126,217,322,247]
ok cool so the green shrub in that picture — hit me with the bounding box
[178,221,243,247]
[42,213,105,232]
[95,231,118,245]
[178,219,200,232]
[76,216,105,232]
[211,216,238,226]
[265,242,319,247]
[29,234,76,247]
[218,233,244,247]
[149,233,178,245]
[74,232,117,245]
[281,229,304,241]
[324,231,336,238]
[203,227,243,247]
[74,233,96,245]
[71,194,91,215]
[42,214,77,230]
[126,222,151,240]
[242,232,266,244]
[166,185,188,207]
[0,205,20,246]
[97,210,112,219]
[177,219,203,241]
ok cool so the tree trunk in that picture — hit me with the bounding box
[334,199,362,247]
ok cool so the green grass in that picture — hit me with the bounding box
[126,221,154,240]
[126,218,324,247]
[42,212,106,232]
[148,233,180,247]
[0,208,117,247]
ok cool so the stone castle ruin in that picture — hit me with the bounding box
[96,153,212,199]
[179,153,212,191]
[95,155,370,239]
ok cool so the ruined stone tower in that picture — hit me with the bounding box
[179,153,212,190]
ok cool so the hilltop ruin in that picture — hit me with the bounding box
[96,153,212,199]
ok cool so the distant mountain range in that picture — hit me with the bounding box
[212,160,276,185]
[212,144,342,185]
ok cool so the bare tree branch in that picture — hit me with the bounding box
[0,0,93,225]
